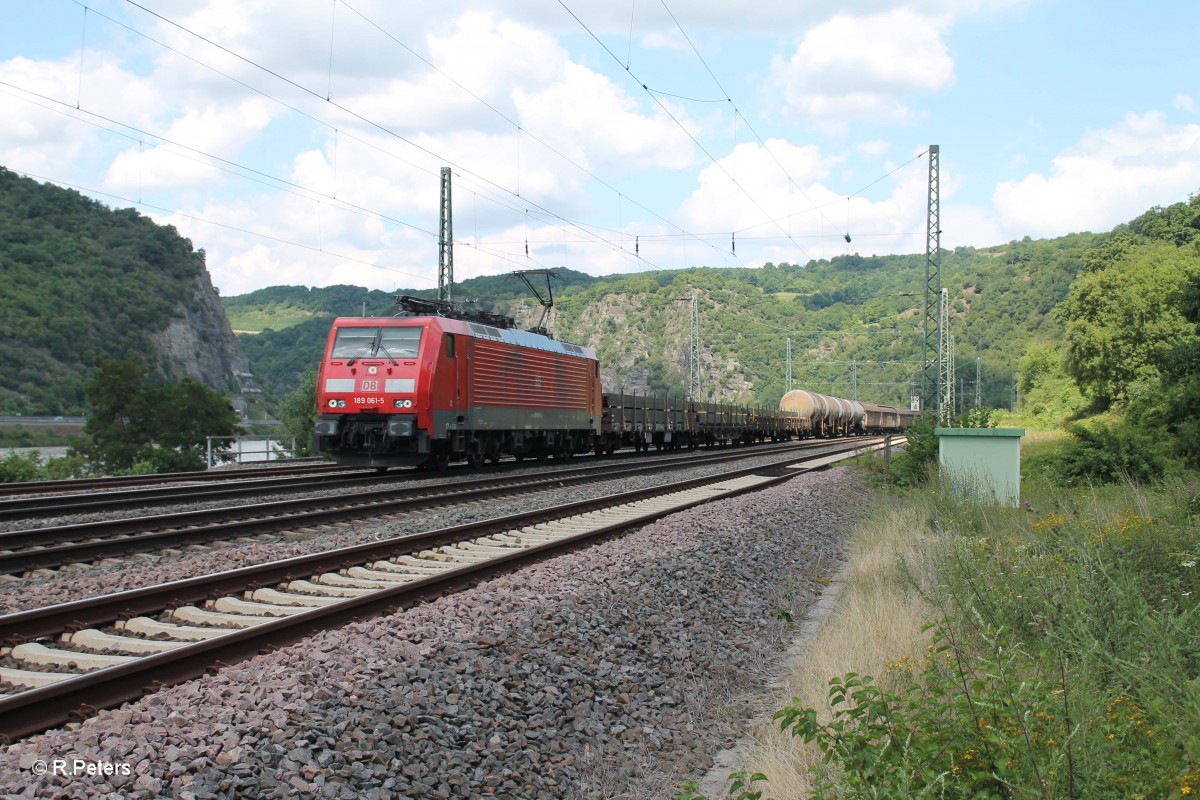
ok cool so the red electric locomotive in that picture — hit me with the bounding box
[314,296,602,469]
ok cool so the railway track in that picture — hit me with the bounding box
[0,439,797,520]
[0,437,895,742]
[0,439,849,575]
[0,460,356,499]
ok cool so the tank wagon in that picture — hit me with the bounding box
[780,390,916,437]
[780,389,863,437]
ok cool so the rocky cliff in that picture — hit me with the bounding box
[0,167,260,416]
[148,270,260,418]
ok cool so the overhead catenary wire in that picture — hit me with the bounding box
[655,0,930,250]
[1,82,573,282]
[12,168,437,284]
[108,0,686,271]
[40,1,929,280]
[332,0,739,270]
[38,0,695,275]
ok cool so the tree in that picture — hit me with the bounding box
[278,367,318,457]
[80,358,239,474]
[1016,341,1087,422]
[1059,242,1200,407]
[80,358,157,472]
[152,377,240,466]
[1128,269,1200,466]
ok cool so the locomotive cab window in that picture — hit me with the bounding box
[331,327,376,359]
[379,326,422,358]
[331,326,423,359]
[445,335,456,359]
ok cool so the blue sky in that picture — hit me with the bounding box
[2,0,1198,296]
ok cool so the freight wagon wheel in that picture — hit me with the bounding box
[467,452,485,470]
[432,450,451,472]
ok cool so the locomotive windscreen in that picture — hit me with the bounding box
[330,325,423,359]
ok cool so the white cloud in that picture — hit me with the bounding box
[672,139,946,266]
[857,139,891,156]
[514,62,696,174]
[105,98,276,191]
[769,9,954,127]
[0,53,163,174]
[993,112,1200,237]
[1175,94,1195,112]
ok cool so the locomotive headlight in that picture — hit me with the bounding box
[327,399,347,409]
[393,399,413,409]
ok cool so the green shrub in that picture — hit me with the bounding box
[774,485,1200,799]
[0,451,42,483]
[888,418,938,487]
[42,455,86,480]
[1048,422,1168,485]
[0,451,87,482]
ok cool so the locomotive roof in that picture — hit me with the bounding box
[331,316,596,360]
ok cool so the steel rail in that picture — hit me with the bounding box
[0,439,853,575]
[0,437,803,519]
[0,461,355,498]
[0,440,880,742]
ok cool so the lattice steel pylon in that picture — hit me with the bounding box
[688,292,701,400]
[438,166,453,302]
[785,337,792,394]
[975,356,981,409]
[922,145,941,414]
[938,288,953,423]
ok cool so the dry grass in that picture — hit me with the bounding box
[731,496,938,797]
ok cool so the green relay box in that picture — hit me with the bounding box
[934,427,1025,507]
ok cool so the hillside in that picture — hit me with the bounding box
[227,236,1100,409]
[0,168,256,416]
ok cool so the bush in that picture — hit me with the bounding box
[0,451,42,483]
[0,451,87,482]
[887,418,938,487]
[1048,421,1168,485]
[775,487,1200,799]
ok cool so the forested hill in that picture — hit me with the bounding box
[229,235,1102,409]
[0,168,253,416]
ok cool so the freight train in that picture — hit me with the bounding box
[313,296,915,469]
[779,390,919,438]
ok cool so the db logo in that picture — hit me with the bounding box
[360,380,379,392]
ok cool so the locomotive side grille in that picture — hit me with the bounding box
[472,340,592,410]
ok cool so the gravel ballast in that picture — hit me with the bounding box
[0,466,869,799]
[0,447,847,615]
